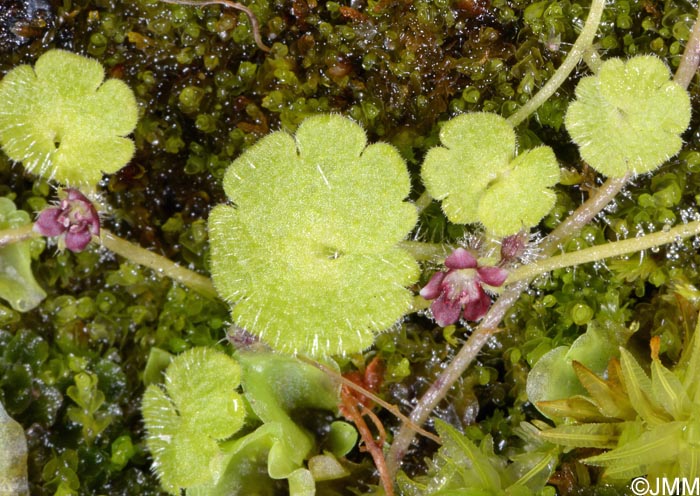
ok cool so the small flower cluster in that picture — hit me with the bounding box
[34,189,99,252]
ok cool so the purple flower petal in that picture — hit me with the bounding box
[477,266,508,287]
[431,293,463,327]
[420,271,446,300]
[444,247,477,270]
[34,207,67,237]
[462,287,491,321]
[64,228,93,252]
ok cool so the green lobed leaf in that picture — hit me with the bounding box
[477,146,559,236]
[565,55,691,177]
[0,197,46,312]
[0,49,138,188]
[209,114,419,356]
[421,112,560,236]
[141,347,246,494]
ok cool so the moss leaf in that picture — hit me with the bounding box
[565,56,691,177]
[421,112,559,235]
[0,49,138,188]
[209,114,419,356]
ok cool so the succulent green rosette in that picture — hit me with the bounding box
[0,49,138,188]
[209,114,419,356]
[565,55,691,177]
[421,112,560,236]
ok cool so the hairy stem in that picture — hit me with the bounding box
[0,224,38,247]
[99,229,218,299]
[506,0,606,127]
[387,175,629,474]
[508,220,700,284]
[673,2,700,89]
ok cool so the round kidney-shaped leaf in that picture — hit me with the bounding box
[0,49,138,188]
[565,56,691,177]
[141,347,246,495]
[209,114,419,356]
[421,112,560,235]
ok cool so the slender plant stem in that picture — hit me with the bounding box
[158,0,270,52]
[0,224,38,247]
[387,180,629,473]
[508,220,700,284]
[506,0,606,127]
[99,229,218,300]
[540,175,629,254]
[673,2,700,88]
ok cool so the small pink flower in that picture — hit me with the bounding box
[420,247,508,326]
[34,189,99,252]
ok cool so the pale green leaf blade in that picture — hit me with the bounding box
[651,358,691,418]
[680,444,700,481]
[434,419,503,490]
[585,423,684,477]
[210,114,419,356]
[0,198,45,312]
[536,395,608,422]
[538,422,624,449]
[477,145,559,235]
[565,55,691,177]
[287,468,315,496]
[0,400,29,496]
[421,112,514,225]
[572,360,635,420]
[618,347,670,424]
[681,320,700,401]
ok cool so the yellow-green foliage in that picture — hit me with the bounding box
[142,347,246,494]
[421,112,560,236]
[565,56,691,177]
[537,315,700,480]
[0,49,138,188]
[208,114,419,356]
